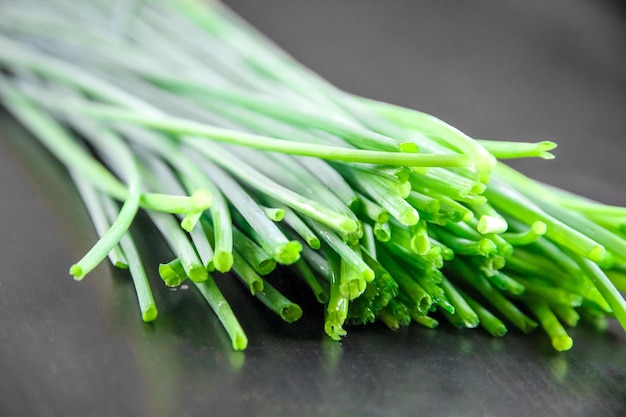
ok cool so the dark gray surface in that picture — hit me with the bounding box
[1,1,626,416]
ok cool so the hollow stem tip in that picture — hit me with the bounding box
[552,335,574,352]
[187,264,209,283]
[272,240,303,265]
[190,189,213,210]
[340,278,367,300]
[280,304,303,323]
[142,305,158,322]
[70,264,84,280]
[158,262,186,287]
[587,245,607,263]
[213,250,234,272]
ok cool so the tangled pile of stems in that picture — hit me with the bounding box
[1,0,626,352]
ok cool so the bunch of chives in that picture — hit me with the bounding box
[0,0,625,352]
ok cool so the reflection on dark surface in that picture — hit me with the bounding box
[2,0,626,415]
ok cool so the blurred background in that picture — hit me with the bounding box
[1,1,625,416]
[224,0,626,204]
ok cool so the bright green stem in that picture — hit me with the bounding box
[513,277,583,307]
[148,211,207,283]
[362,97,494,179]
[377,250,432,314]
[234,150,362,239]
[117,231,158,322]
[432,227,497,257]
[526,237,586,281]
[484,177,606,262]
[40,93,472,167]
[409,220,431,255]
[357,193,389,224]
[128,130,233,268]
[190,142,358,235]
[73,118,212,220]
[294,259,329,304]
[410,168,486,201]
[231,250,264,295]
[339,257,367,301]
[140,189,211,216]
[525,300,573,352]
[307,219,374,283]
[477,140,557,160]
[282,207,320,249]
[501,221,547,246]
[440,277,479,328]
[300,244,332,282]
[189,220,215,270]
[486,271,526,296]
[419,189,475,222]
[476,215,508,235]
[495,164,626,262]
[458,289,508,337]
[297,157,358,208]
[405,191,441,214]
[386,299,412,328]
[193,276,248,351]
[374,222,391,242]
[551,305,580,328]
[255,280,303,323]
[361,250,399,299]
[230,226,276,276]
[378,308,401,330]
[325,253,349,341]
[100,194,157,322]
[199,159,301,264]
[574,255,626,331]
[450,258,538,333]
[361,223,377,258]
[412,314,440,329]
[158,259,187,287]
[428,238,453,261]
[175,78,405,152]
[606,269,626,293]
[345,170,418,226]
[471,201,508,235]
[40,121,142,280]
[262,206,285,221]
[71,173,128,268]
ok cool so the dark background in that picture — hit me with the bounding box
[1,1,626,416]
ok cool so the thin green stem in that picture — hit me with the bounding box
[458,289,508,337]
[525,300,573,351]
[158,258,187,287]
[440,277,479,328]
[198,158,301,265]
[325,252,349,340]
[477,140,557,160]
[485,177,606,262]
[449,258,538,333]
[99,193,157,322]
[33,90,473,167]
[148,211,207,283]
[71,172,128,268]
[294,259,329,304]
[281,207,321,250]
[193,276,248,351]
[306,219,374,283]
[191,143,358,235]
[574,254,626,331]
